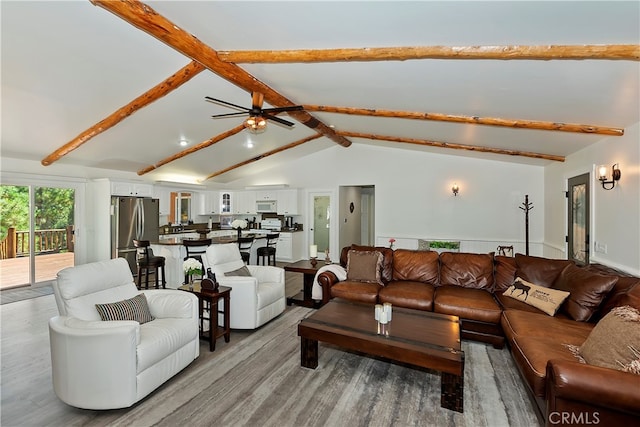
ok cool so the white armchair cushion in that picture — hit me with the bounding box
[142,290,198,319]
[55,258,139,320]
[137,318,198,373]
[204,243,245,276]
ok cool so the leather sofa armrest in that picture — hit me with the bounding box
[546,359,640,420]
[317,271,339,305]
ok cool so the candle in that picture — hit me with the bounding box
[375,304,382,321]
[379,311,388,324]
[310,245,318,258]
[383,302,392,321]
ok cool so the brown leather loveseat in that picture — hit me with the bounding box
[317,245,640,426]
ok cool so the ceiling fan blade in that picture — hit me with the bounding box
[205,96,249,112]
[211,112,249,119]
[251,92,264,110]
[262,105,304,114]
[263,113,295,127]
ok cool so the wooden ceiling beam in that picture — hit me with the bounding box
[41,60,205,166]
[218,45,640,63]
[304,105,624,136]
[91,0,351,150]
[337,131,565,162]
[203,134,322,181]
[138,125,245,175]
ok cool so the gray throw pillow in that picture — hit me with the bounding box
[95,293,154,324]
[225,266,252,277]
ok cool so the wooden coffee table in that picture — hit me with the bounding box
[298,299,465,412]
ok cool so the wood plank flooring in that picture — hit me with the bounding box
[0,252,75,290]
[0,266,305,426]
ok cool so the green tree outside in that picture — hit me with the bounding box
[1,185,74,240]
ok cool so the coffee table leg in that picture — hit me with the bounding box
[441,372,464,413]
[223,294,230,343]
[210,296,217,352]
[300,337,318,369]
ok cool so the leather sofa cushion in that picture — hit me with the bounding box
[340,245,394,283]
[391,249,439,284]
[330,281,381,304]
[439,252,494,289]
[552,264,618,322]
[595,277,640,321]
[501,309,592,344]
[510,335,584,397]
[515,254,573,287]
[434,286,502,324]
[494,256,517,292]
[378,281,435,311]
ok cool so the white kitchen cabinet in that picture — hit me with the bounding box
[196,191,220,215]
[234,191,256,215]
[153,187,172,216]
[220,192,233,214]
[277,189,299,215]
[111,181,154,197]
[276,231,304,262]
[256,190,277,201]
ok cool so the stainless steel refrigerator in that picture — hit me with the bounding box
[111,196,159,275]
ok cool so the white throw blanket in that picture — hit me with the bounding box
[312,264,347,300]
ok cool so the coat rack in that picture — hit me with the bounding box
[519,195,534,255]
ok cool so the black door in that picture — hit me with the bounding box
[567,173,590,265]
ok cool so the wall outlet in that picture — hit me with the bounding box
[594,241,608,254]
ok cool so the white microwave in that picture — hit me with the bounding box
[256,200,277,213]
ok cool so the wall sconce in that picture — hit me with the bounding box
[598,164,621,190]
[452,183,459,196]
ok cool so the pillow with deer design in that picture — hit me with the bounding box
[503,277,570,316]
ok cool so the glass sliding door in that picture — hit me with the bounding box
[0,185,30,288]
[0,184,75,289]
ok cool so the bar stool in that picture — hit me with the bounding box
[237,236,254,264]
[133,239,166,289]
[256,233,279,266]
[183,238,211,284]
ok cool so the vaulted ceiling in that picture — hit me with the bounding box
[2,1,639,185]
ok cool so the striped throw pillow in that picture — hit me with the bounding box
[95,293,154,324]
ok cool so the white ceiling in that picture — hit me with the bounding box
[2,1,639,185]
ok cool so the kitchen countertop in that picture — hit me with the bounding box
[154,234,268,246]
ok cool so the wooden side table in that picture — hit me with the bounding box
[284,259,327,308]
[179,283,231,351]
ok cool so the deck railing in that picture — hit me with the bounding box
[0,226,74,259]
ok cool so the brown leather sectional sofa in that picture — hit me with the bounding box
[317,245,640,426]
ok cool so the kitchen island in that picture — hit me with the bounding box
[151,231,268,288]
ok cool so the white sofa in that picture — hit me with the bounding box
[203,243,286,329]
[49,258,199,410]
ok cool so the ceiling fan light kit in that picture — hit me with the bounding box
[244,115,267,134]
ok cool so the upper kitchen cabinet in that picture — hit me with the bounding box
[220,192,233,214]
[153,187,172,216]
[196,191,220,216]
[277,189,300,215]
[111,181,154,197]
[234,191,256,215]
[256,190,277,201]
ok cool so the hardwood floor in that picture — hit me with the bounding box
[0,266,305,426]
[0,252,75,290]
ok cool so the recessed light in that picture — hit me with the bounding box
[178,139,188,147]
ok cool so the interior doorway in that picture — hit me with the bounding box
[567,173,590,265]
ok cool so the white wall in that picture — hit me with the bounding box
[230,143,545,254]
[544,122,640,275]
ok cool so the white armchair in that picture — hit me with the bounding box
[48,258,199,410]
[203,243,286,329]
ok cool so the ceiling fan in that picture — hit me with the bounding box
[205,92,303,134]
